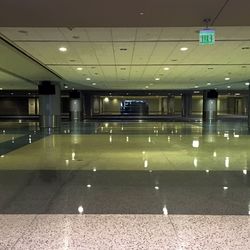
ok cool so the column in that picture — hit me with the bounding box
[248,86,250,129]
[83,93,92,119]
[203,90,218,122]
[39,81,61,128]
[162,97,168,115]
[182,93,192,117]
[167,96,175,115]
[93,96,101,114]
[69,90,82,121]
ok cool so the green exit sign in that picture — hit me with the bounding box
[199,29,215,45]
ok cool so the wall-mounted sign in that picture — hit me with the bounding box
[199,29,215,45]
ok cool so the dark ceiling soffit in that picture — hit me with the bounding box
[0,67,34,85]
[0,36,63,81]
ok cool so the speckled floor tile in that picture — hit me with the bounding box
[0,215,35,249]
[12,215,179,250]
[169,215,250,250]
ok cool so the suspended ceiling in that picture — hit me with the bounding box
[0,1,250,91]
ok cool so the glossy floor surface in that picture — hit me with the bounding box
[0,120,249,249]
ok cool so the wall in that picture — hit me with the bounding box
[192,96,203,114]
[101,96,162,115]
[0,97,28,116]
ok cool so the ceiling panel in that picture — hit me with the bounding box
[1,27,250,90]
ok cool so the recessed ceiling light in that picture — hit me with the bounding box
[194,85,199,88]
[76,67,83,71]
[145,86,149,89]
[227,86,231,88]
[64,85,68,89]
[180,47,188,51]
[207,82,211,85]
[0,88,2,90]
[163,67,170,71]
[245,82,250,86]
[155,78,160,81]
[86,77,91,81]
[59,47,67,52]
[225,77,230,81]
[92,83,96,86]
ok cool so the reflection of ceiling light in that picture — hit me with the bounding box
[192,140,199,148]
[78,206,84,214]
[86,77,91,80]
[59,47,67,52]
[180,47,188,51]
[163,67,170,71]
[207,82,211,85]
[76,67,83,71]
[245,82,250,86]
[225,77,230,81]
[155,78,160,81]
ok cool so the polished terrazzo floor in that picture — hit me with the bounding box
[0,120,249,249]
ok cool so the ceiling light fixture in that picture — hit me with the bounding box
[163,67,170,71]
[194,85,199,88]
[92,83,96,86]
[245,82,250,86]
[155,78,160,81]
[225,77,230,81]
[59,47,67,52]
[227,86,231,89]
[86,77,91,81]
[145,86,149,89]
[180,47,188,51]
[76,67,83,71]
